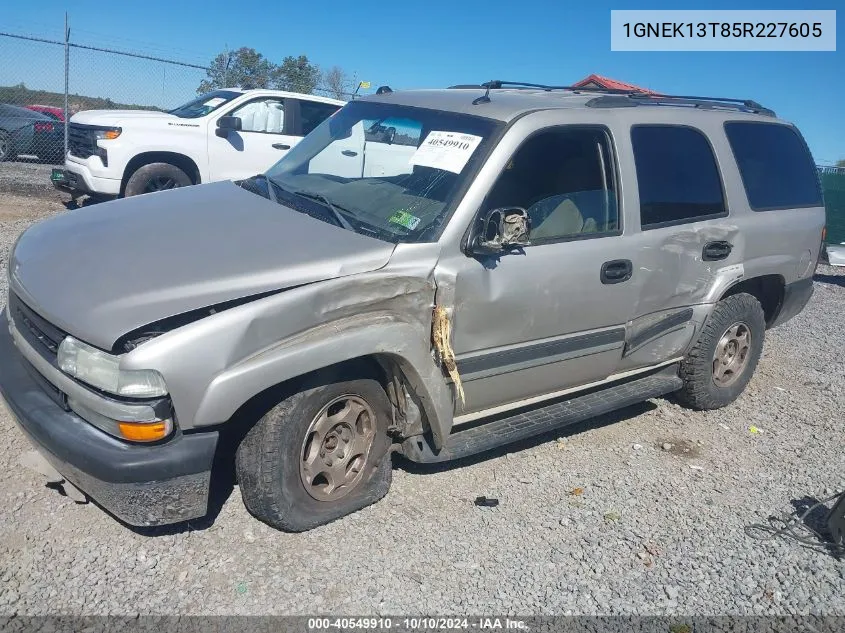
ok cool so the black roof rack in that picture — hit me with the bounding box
[585,93,775,117]
[455,80,775,117]
[481,80,639,94]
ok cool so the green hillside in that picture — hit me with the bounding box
[0,84,159,113]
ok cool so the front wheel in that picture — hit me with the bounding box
[676,293,765,411]
[124,162,192,197]
[235,377,393,532]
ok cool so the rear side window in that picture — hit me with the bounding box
[724,122,822,210]
[300,100,341,136]
[632,125,726,229]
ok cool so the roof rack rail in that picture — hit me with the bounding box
[461,80,775,116]
[481,80,638,94]
[585,94,775,116]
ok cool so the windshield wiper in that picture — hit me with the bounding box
[253,174,278,203]
[291,189,355,232]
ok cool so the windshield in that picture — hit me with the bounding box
[168,90,242,119]
[263,101,500,243]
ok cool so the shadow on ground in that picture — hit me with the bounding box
[814,273,845,288]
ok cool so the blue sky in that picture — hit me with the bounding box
[2,0,842,164]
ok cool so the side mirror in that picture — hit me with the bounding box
[385,126,396,145]
[215,116,242,138]
[471,207,531,255]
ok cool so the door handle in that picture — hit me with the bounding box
[272,143,291,150]
[341,150,358,157]
[600,259,633,284]
[702,240,733,261]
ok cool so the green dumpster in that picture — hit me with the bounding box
[819,167,845,245]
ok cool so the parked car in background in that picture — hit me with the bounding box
[0,103,65,162]
[51,89,344,199]
[26,104,67,122]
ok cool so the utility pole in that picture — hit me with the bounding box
[63,13,70,157]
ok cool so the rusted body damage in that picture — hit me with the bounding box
[122,266,459,448]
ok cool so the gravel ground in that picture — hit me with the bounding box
[0,161,59,199]
[0,192,844,616]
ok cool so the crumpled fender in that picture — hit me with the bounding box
[192,314,455,447]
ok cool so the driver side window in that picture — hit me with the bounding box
[484,127,619,242]
[230,98,285,134]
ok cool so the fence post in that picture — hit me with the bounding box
[63,12,70,158]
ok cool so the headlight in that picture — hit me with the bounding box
[93,127,121,140]
[57,336,167,398]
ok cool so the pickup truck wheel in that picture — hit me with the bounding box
[235,377,393,532]
[676,293,765,410]
[124,162,192,197]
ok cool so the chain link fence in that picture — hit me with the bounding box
[0,28,358,172]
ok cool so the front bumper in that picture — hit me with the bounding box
[51,167,93,196]
[51,158,121,196]
[0,310,218,526]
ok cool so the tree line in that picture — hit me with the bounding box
[198,48,358,100]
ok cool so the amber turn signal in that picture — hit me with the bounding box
[118,420,170,442]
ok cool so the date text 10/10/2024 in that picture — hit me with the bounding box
[307,617,529,630]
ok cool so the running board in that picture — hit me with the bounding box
[402,365,682,463]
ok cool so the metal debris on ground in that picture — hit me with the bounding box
[474,496,499,507]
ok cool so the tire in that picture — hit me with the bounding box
[676,292,765,411]
[0,130,13,162]
[235,376,393,532]
[124,162,192,197]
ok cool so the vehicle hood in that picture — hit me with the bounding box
[70,110,176,125]
[10,181,396,350]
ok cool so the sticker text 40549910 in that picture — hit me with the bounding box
[409,131,483,174]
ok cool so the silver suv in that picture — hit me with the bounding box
[0,81,826,532]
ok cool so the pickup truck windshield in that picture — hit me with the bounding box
[264,101,500,243]
[168,90,241,119]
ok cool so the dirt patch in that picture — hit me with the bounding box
[656,438,702,459]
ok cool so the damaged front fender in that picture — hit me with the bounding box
[122,270,456,448]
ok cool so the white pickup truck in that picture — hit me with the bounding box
[51,89,344,198]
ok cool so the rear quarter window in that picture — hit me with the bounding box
[724,122,822,211]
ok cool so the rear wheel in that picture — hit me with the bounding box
[235,377,393,532]
[676,293,765,410]
[124,162,192,197]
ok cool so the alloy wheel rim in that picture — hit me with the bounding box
[712,322,752,387]
[300,394,376,501]
[145,176,178,192]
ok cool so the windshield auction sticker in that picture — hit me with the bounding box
[409,131,483,174]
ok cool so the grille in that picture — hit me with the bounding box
[9,292,65,361]
[68,123,96,159]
